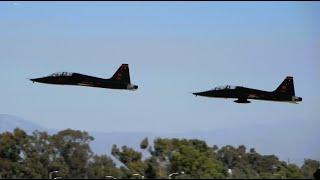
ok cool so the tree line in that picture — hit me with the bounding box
[0,128,319,179]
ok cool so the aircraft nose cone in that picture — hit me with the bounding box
[30,77,46,83]
[193,92,204,96]
[30,78,37,82]
[30,78,40,82]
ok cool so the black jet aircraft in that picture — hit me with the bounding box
[193,76,302,104]
[30,64,138,91]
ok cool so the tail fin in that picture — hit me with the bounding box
[110,64,131,83]
[274,76,295,96]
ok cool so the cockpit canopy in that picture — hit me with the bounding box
[50,72,73,77]
[213,85,236,91]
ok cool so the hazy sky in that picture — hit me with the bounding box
[0,2,319,159]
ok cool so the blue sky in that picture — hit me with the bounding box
[0,2,319,160]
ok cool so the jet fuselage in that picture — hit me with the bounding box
[31,73,138,90]
[193,86,302,103]
[193,77,302,104]
[30,64,138,91]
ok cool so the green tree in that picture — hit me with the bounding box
[217,145,259,178]
[50,129,94,179]
[0,128,318,179]
[144,157,158,179]
[0,128,30,178]
[111,145,146,178]
[87,155,121,179]
[301,159,320,179]
[286,163,304,179]
[140,137,149,150]
[22,130,52,178]
[151,138,224,179]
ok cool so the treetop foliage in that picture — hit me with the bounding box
[0,128,318,179]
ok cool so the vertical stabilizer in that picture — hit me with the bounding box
[274,76,295,96]
[110,64,131,83]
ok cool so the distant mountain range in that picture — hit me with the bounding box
[0,114,48,134]
[0,114,318,166]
